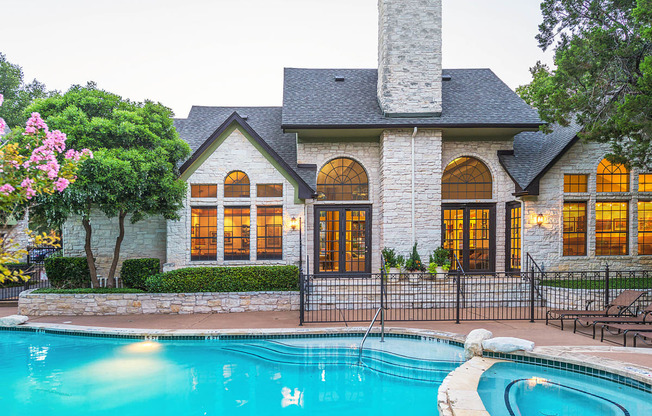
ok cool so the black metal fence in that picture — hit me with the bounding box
[0,245,60,301]
[299,264,652,324]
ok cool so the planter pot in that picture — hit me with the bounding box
[408,273,420,283]
[436,266,448,277]
[388,267,401,282]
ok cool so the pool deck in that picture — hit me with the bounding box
[2,306,650,371]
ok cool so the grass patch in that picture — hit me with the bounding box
[33,288,145,294]
[539,278,650,289]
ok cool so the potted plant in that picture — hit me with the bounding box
[405,242,425,282]
[381,247,401,281]
[429,247,452,277]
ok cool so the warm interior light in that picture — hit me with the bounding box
[536,214,544,227]
[290,217,298,230]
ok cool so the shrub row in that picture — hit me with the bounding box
[120,258,160,290]
[44,257,90,289]
[145,265,299,293]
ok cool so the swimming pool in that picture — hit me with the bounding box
[0,330,464,416]
[478,361,652,416]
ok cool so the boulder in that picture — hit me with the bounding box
[464,328,493,359]
[0,314,29,326]
[482,337,534,353]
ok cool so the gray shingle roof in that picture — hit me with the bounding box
[282,68,542,128]
[174,106,317,190]
[500,122,583,190]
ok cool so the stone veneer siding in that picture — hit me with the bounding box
[19,290,299,316]
[377,0,443,116]
[523,140,652,270]
[166,127,304,271]
[63,213,166,278]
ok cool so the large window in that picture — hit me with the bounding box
[257,206,283,260]
[597,159,629,192]
[224,171,250,198]
[638,201,652,255]
[442,157,492,200]
[596,202,628,255]
[191,184,217,198]
[224,207,250,260]
[317,158,368,201]
[507,203,521,271]
[563,202,587,256]
[564,174,588,193]
[191,207,217,261]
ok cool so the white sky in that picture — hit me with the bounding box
[0,0,553,118]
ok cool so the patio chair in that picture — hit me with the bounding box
[573,302,652,338]
[633,332,651,347]
[545,289,646,330]
[600,321,652,347]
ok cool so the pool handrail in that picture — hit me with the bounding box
[358,305,384,363]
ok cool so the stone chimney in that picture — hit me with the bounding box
[377,0,443,117]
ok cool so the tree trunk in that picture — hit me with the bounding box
[107,211,126,288]
[81,216,99,288]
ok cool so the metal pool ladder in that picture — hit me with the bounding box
[358,306,385,363]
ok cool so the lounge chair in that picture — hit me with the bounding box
[633,332,651,347]
[546,289,645,330]
[573,303,652,338]
[600,322,652,347]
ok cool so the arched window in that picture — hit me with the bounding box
[442,157,492,199]
[597,159,629,192]
[224,171,250,197]
[317,158,368,201]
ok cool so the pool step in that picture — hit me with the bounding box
[220,342,461,383]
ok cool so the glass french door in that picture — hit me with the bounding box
[442,204,495,272]
[315,206,371,274]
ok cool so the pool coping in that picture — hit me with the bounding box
[438,357,503,416]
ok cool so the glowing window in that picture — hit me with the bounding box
[639,174,652,192]
[191,207,217,261]
[596,202,628,255]
[638,201,652,255]
[191,185,217,198]
[257,206,282,260]
[564,175,588,193]
[317,158,368,201]
[597,159,629,192]
[442,157,492,199]
[257,184,283,198]
[224,207,250,260]
[563,202,587,256]
[224,171,250,198]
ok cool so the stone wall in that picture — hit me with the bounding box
[167,127,304,270]
[377,0,443,116]
[298,140,381,273]
[62,213,166,278]
[523,140,652,271]
[19,290,299,316]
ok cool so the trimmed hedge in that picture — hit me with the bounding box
[33,288,144,294]
[120,258,160,290]
[44,257,90,289]
[145,265,299,293]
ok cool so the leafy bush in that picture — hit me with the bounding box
[382,247,398,268]
[120,258,160,290]
[145,265,299,293]
[44,257,90,289]
[34,288,144,294]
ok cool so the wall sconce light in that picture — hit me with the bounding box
[290,217,298,230]
[536,213,544,227]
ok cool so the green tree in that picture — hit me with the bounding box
[30,83,190,287]
[518,0,652,169]
[0,53,50,129]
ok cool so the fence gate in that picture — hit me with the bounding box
[0,245,58,302]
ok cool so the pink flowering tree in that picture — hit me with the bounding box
[0,93,91,283]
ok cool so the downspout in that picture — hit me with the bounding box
[411,127,417,245]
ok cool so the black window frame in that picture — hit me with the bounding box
[224,205,251,261]
[190,206,217,261]
[256,205,283,260]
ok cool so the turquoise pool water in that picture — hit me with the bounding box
[0,331,464,416]
[478,361,652,416]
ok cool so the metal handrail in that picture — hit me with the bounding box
[358,306,384,363]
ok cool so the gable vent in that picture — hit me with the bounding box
[240,115,248,120]
[334,76,345,82]
[442,74,452,81]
